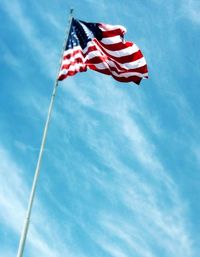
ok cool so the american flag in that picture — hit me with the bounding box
[58,18,148,85]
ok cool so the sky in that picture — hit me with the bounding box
[0,0,200,257]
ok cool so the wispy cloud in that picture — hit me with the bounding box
[0,147,27,232]
[1,0,58,79]
[1,41,21,70]
[0,145,85,257]
[1,1,199,256]
[14,140,39,153]
[181,0,200,24]
[57,74,194,257]
[0,249,15,257]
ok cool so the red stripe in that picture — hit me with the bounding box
[58,21,148,84]
[58,74,68,81]
[99,41,133,51]
[61,58,86,71]
[58,66,87,81]
[102,29,124,38]
[95,39,143,62]
[58,71,77,81]
[58,70,78,81]
[58,50,87,81]
[88,62,147,78]
[85,43,143,64]
[86,56,148,74]
[86,55,148,75]
[88,65,142,84]
[60,47,147,82]
[113,75,142,84]
[63,49,84,60]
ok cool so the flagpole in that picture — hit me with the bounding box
[16,8,74,257]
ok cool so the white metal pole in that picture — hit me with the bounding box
[16,8,74,257]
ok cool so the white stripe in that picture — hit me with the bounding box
[62,43,146,71]
[82,41,95,54]
[60,37,147,78]
[83,41,139,60]
[63,46,82,57]
[111,70,148,78]
[101,36,122,45]
[60,64,147,79]
[61,52,85,66]
[97,42,139,58]
[126,57,147,69]
[59,69,68,76]
[90,62,148,78]
[99,24,126,33]
[59,62,86,75]
[63,41,139,66]
[79,21,95,39]
[89,59,144,73]
[86,48,147,69]
[86,50,105,60]
[90,61,147,77]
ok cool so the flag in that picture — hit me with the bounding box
[58,18,148,85]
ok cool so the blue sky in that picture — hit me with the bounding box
[0,0,200,257]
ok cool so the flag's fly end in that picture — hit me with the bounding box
[58,18,148,85]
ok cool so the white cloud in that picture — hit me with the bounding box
[14,140,39,153]
[0,145,84,257]
[0,147,27,232]
[0,249,15,257]
[82,158,193,257]
[1,41,21,69]
[1,0,58,79]
[98,219,155,257]
[59,75,194,257]
[181,0,200,24]
[0,1,198,256]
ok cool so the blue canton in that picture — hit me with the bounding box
[66,18,103,50]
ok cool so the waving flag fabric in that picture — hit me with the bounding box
[58,18,148,84]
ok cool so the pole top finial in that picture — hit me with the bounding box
[70,8,74,15]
